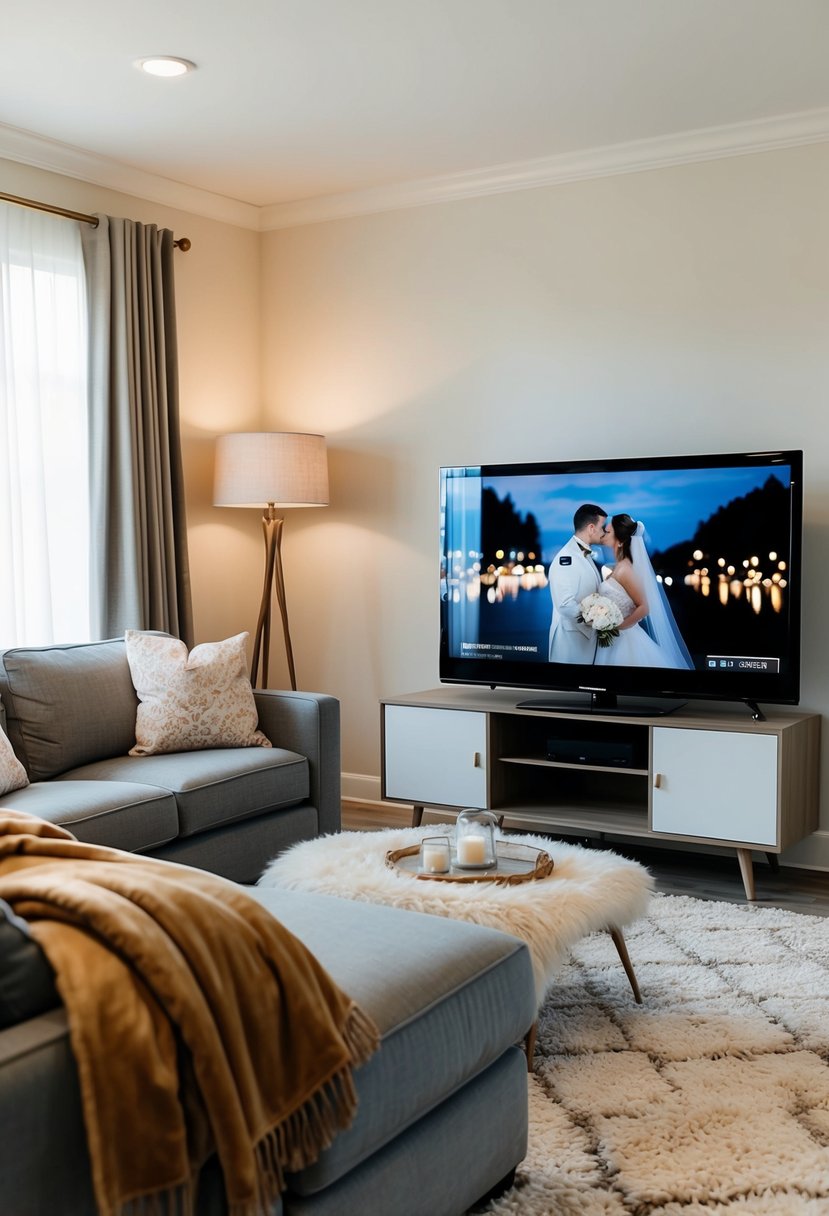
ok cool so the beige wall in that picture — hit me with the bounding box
[1,157,263,646]
[260,142,829,866]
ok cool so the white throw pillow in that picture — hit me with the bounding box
[0,724,28,795]
[124,631,272,757]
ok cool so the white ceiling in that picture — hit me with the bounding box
[2,0,829,228]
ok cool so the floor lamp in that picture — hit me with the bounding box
[213,432,329,689]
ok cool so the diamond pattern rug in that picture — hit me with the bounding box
[482,892,829,1215]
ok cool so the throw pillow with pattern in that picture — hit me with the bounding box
[0,724,28,795]
[124,631,271,756]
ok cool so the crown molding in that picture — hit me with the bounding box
[2,107,828,236]
[0,122,260,230]
[260,106,829,231]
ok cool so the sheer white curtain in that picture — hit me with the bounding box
[0,204,90,646]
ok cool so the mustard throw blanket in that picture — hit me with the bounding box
[0,811,379,1216]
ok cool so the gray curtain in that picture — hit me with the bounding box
[82,216,193,645]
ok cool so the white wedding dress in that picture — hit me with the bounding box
[594,576,679,668]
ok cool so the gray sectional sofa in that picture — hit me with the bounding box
[0,638,536,1216]
[0,637,340,883]
[2,891,535,1216]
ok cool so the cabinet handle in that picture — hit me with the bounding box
[473,751,481,768]
[653,772,663,790]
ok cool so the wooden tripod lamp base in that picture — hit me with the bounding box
[250,510,296,691]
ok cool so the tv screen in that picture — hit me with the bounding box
[439,450,803,715]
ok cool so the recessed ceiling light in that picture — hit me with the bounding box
[137,56,196,78]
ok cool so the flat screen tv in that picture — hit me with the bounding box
[439,450,803,717]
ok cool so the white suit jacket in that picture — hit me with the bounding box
[547,535,602,664]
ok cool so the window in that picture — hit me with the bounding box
[0,204,90,646]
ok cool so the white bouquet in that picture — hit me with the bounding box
[578,592,623,648]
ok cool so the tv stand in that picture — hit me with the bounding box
[515,691,686,717]
[745,699,767,722]
[380,687,820,902]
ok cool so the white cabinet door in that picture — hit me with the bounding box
[383,706,488,809]
[651,727,778,846]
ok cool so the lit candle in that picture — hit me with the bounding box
[457,833,487,865]
[421,843,450,873]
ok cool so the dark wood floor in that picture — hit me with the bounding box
[341,801,829,917]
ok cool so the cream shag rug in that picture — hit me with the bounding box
[481,892,829,1215]
[259,827,653,1004]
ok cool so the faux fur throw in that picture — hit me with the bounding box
[0,811,379,1216]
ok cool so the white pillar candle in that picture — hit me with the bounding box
[457,833,487,865]
[421,844,450,873]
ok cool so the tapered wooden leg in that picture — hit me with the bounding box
[765,852,780,871]
[737,848,756,901]
[609,926,642,1004]
[523,1020,537,1069]
[411,805,424,828]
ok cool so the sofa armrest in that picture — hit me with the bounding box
[254,691,341,836]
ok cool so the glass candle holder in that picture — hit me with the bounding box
[419,835,451,875]
[454,807,498,869]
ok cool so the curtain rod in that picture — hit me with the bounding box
[0,190,191,251]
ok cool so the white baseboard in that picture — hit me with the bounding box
[340,772,829,872]
[341,772,385,804]
[779,830,829,872]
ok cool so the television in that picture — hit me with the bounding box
[439,450,803,718]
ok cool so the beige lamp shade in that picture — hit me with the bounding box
[213,432,329,508]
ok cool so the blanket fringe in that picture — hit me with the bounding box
[118,1179,193,1216]
[342,999,382,1068]
[112,1004,380,1216]
[107,1009,379,1216]
[232,1001,381,1216]
[225,1072,358,1216]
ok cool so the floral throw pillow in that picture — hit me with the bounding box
[0,724,28,795]
[124,631,272,757]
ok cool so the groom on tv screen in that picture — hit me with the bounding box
[548,503,608,664]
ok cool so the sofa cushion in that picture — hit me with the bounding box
[247,887,535,1194]
[0,782,179,853]
[0,725,28,796]
[0,639,138,780]
[56,748,309,838]
[125,630,270,756]
[0,899,59,1028]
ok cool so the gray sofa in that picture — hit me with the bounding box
[0,637,340,883]
[1,889,535,1216]
[0,639,536,1215]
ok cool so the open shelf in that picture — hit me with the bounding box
[496,804,649,835]
[493,751,649,825]
[500,755,649,778]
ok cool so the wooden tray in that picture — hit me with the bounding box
[385,840,554,884]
